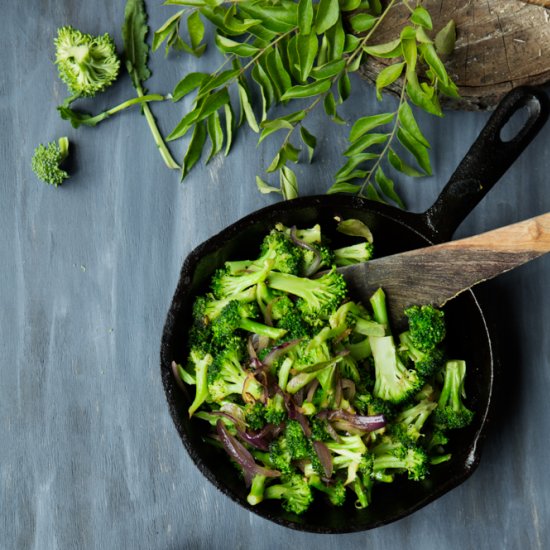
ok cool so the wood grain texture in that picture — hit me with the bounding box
[358,0,550,110]
[339,213,550,320]
[1,1,550,549]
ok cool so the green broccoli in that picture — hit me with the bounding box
[333,242,374,266]
[245,402,267,430]
[187,349,213,417]
[268,438,294,475]
[399,331,445,378]
[247,474,267,506]
[370,335,422,404]
[192,288,256,324]
[31,137,70,186]
[207,347,263,402]
[434,360,474,430]
[392,398,438,442]
[308,475,347,506]
[264,393,287,425]
[264,474,313,515]
[267,268,347,324]
[55,26,120,98]
[211,259,273,300]
[404,305,446,352]
[371,435,428,481]
[326,434,368,485]
[212,300,287,343]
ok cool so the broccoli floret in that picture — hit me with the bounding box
[275,223,322,244]
[187,349,213,417]
[308,475,347,506]
[369,287,390,333]
[329,301,384,338]
[264,474,313,515]
[264,393,287,425]
[55,26,120,97]
[310,417,331,442]
[326,434,368,485]
[31,137,70,186]
[193,288,256,324]
[245,402,267,430]
[267,268,347,324]
[284,420,309,460]
[299,244,335,276]
[268,438,294,475]
[370,335,422,404]
[371,436,428,481]
[349,455,374,508]
[211,259,273,300]
[333,242,374,266]
[353,390,397,419]
[347,337,372,361]
[404,305,446,352]
[399,331,445,378]
[212,300,287,343]
[392,399,437,442]
[207,347,263,402]
[434,360,474,430]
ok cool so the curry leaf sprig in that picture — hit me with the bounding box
[159,0,458,203]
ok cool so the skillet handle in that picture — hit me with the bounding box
[421,86,549,243]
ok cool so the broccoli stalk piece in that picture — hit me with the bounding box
[333,242,374,266]
[207,348,263,402]
[369,287,390,333]
[370,335,422,404]
[326,434,368,485]
[267,268,347,323]
[211,260,273,300]
[399,331,445,378]
[212,300,287,343]
[308,475,347,506]
[31,137,70,186]
[347,337,372,360]
[187,350,213,417]
[54,21,178,170]
[372,436,428,481]
[247,474,267,506]
[434,360,474,430]
[404,305,446,351]
[264,474,313,515]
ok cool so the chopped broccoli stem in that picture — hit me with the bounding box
[187,350,213,417]
[369,288,389,332]
[247,474,267,506]
[264,475,313,515]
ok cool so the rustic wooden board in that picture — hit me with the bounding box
[359,0,550,110]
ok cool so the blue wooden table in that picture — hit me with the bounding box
[2,2,549,549]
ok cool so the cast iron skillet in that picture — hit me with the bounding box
[161,86,549,533]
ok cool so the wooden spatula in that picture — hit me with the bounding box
[337,213,550,324]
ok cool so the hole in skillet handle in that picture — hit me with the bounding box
[421,86,550,244]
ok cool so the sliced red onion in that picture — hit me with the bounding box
[327,410,386,432]
[313,441,333,478]
[334,327,352,345]
[216,420,281,486]
[290,226,321,276]
[305,379,320,403]
[334,378,342,409]
[262,338,302,367]
[247,336,258,360]
[296,412,311,438]
[251,333,270,353]
[242,372,266,404]
[171,361,186,391]
[325,421,342,443]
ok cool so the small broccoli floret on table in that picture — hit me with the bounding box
[333,242,374,266]
[434,360,474,430]
[370,335,422,404]
[31,137,70,186]
[264,474,313,515]
[267,268,347,324]
[404,305,446,352]
[55,26,120,97]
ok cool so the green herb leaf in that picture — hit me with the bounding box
[258,118,293,144]
[266,47,292,100]
[256,175,282,195]
[375,167,405,208]
[315,0,339,34]
[364,183,383,202]
[349,13,377,33]
[280,165,299,199]
[251,63,275,121]
[375,62,405,99]
[335,153,378,179]
[172,72,207,101]
[349,112,395,142]
[398,102,430,148]
[344,133,388,157]
[337,72,351,102]
[297,32,319,82]
[238,81,259,133]
[298,0,314,35]
[206,111,224,162]
[410,6,433,30]
[363,38,402,58]
[388,148,424,177]
[187,11,205,51]
[397,127,431,174]
[419,43,449,85]
[215,34,260,57]
[181,120,207,180]
[197,69,240,98]
[336,218,374,242]
[435,19,456,56]
[326,15,345,60]
[311,58,346,80]
[122,0,151,86]
[153,10,183,53]
[327,181,361,194]
[224,102,234,155]
[339,0,362,11]
[281,79,331,100]
[300,126,317,162]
